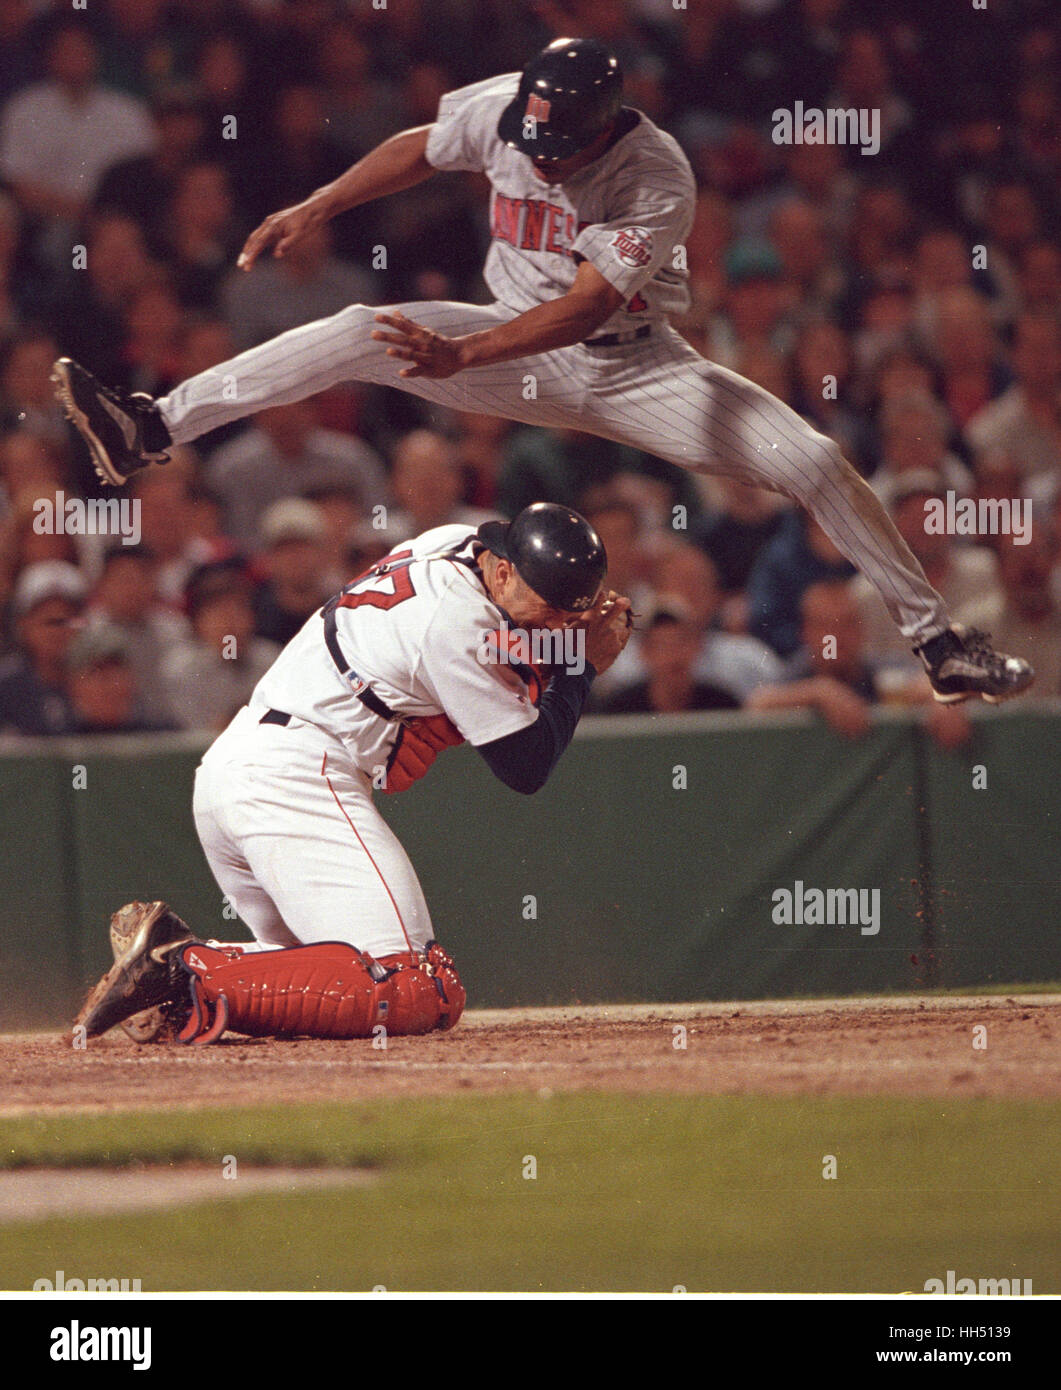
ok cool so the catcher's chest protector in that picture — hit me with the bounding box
[176,940,465,1043]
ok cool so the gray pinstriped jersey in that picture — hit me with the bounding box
[424,74,695,333]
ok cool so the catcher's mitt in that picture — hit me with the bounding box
[108,901,189,1043]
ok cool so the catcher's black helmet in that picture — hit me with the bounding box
[477,503,607,612]
[497,37,623,164]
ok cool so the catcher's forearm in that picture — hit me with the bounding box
[313,126,436,217]
[476,668,596,794]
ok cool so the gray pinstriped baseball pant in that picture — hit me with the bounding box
[158,300,948,644]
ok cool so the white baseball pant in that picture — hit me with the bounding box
[158,300,948,645]
[192,705,433,958]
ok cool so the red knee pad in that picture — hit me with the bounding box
[177,940,465,1043]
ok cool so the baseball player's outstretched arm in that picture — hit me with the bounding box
[372,259,625,378]
[238,126,436,270]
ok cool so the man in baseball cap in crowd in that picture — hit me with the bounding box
[65,624,178,734]
[0,560,85,735]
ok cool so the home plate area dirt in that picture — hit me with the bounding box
[2,996,1060,1113]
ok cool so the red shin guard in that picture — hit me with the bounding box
[176,940,465,1044]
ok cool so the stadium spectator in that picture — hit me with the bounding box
[965,313,1061,486]
[929,287,1010,431]
[120,277,186,397]
[129,455,222,606]
[83,544,188,726]
[709,239,791,368]
[790,318,868,469]
[746,510,856,658]
[768,199,845,323]
[0,560,84,735]
[748,580,876,739]
[0,328,68,446]
[66,623,176,734]
[497,426,693,521]
[161,160,243,310]
[221,221,377,352]
[450,412,511,511]
[692,476,787,625]
[49,213,160,385]
[389,429,497,536]
[651,541,785,702]
[870,391,974,510]
[92,85,208,245]
[1018,240,1061,316]
[161,562,279,732]
[0,19,154,254]
[251,498,335,646]
[206,400,387,549]
[599,600,740,715]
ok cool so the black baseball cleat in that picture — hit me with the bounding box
[75,902,194,1038]
[51,357,172,486]
[916,625,1035,704]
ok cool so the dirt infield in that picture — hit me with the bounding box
[2,994,1059,1114]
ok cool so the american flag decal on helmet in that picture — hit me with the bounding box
[525,93,551,122]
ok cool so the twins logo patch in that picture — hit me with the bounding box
[611,225,653,269]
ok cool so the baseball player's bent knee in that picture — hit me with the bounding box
[174,939,465,1043]
[782,432,860,511]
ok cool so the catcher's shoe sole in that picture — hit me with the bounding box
[51,359,129,487]
[109,902,188,1044]
[76,901,193,1038]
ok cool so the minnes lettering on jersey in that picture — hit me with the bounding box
[491,193,591,256]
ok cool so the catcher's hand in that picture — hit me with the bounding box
[577,588,633,676]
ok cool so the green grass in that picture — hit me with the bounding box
[1,1093,1058,1293]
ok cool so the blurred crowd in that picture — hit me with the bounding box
[0,0,1059,742]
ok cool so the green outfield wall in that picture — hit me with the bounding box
[2,704,1058,1029]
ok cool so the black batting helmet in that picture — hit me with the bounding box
[477,503,607,613]
[497,37,623,164]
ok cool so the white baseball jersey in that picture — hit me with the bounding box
[248,524,538,774]
[425,74,695,334]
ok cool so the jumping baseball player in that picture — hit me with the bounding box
[76,503,632,1044]
[53,36,1032,703]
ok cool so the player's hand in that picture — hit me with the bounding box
[237,200,325,270]
[575,588,633,676]
[371,312,465,379]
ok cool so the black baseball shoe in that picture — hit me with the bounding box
[916,625,1035,704]
[76,902,194,1039]
[51,357,172,485]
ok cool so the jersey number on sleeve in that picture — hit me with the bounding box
[335,549,417,612]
